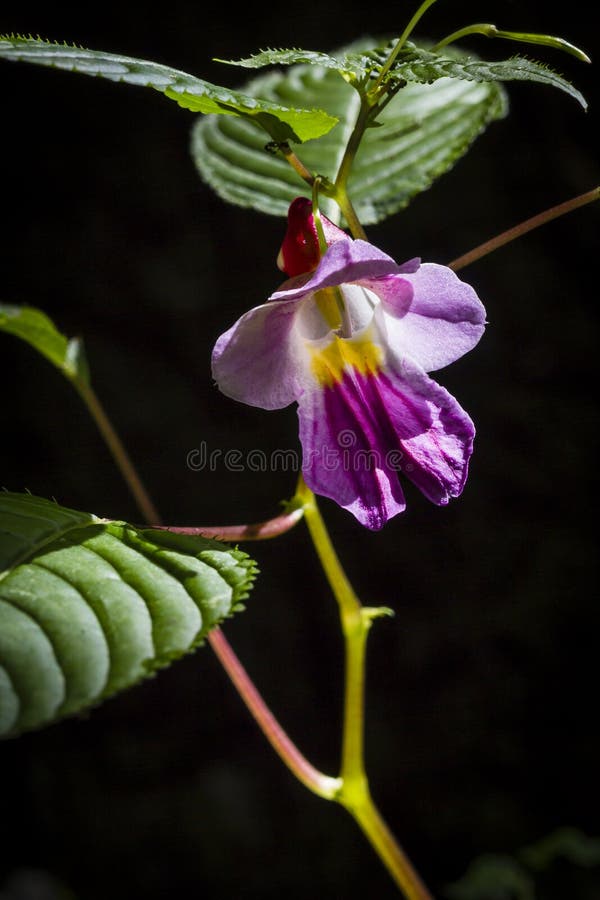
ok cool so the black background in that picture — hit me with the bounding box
[1,1,599,898]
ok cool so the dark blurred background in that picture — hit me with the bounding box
[1,1,598,898]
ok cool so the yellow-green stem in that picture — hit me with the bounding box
[72,227,431,897]
[296,476,360,617]
[350,795,433,900]
[336,188,369,241]
[296,477,432,899]
[279,142,315,186]
[72,378,337,788]
[372,0,439,91]
[340,607,369,784]
[334,99,372,198]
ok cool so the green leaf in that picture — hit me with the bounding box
[0,303,89,385]
[217,48,347,73]
[191,47,508,224]
[0,492,257,738]
[0,35,337,143]
[220,40,587,108]
[389,44,587,108]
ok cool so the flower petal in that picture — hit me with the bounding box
[271,238,419,303]
[298,376,407,531]
[298,346,475,529]
[372,263,486,372]
[371,356,475,505]
[356,273,414,317]
[212,297,307,410]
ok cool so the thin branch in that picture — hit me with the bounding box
[208,627,340,799]
[149,505,304,541]
[449,187,600,271]
[74,379,162,524]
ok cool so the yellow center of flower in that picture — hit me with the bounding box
[314,287,343,330]
[311,332,383,387]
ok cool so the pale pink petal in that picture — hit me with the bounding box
[272,238,419,303]
[370,263,486,372]
[212,298,307,410]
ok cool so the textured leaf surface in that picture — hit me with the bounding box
[192,52,508,224]
[0,36,337,143]
[0,303,88,384]
[220,40,586,108]
[0,493,257,738]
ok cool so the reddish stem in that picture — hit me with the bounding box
[149,506,304,542]
[449,187,599,271]
[208,627,339,798]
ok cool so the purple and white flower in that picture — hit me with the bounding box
[212,199,486,530]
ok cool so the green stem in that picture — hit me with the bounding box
[71,202,431,898]
[336,187,369,241]
[279,142,316,187]
[431,22,591,62]
[275,87,369,238]
[297,477,360,617]
[330,0,444,219]
[449,186,600,271]
[340,606,369,783]
[297,477,432,899]
[334,99,371,198]
[312,177,330,255]
[372,0,439,91]
[331,98,372,239]
[350,796,433,900]
[299,482,376,781]
[74,379,162,524]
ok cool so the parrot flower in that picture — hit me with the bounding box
[212,199,486,530]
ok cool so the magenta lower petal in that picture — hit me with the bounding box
[371,358,475,505]
[298,379,407,531]
[298,358,474,529]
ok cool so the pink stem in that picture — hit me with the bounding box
[208,627,339,798]
[149,506,304,542]
[449,187,599,271]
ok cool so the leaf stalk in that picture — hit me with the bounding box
[208,626,341,799]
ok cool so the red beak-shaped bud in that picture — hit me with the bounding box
[277,197,321,277]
